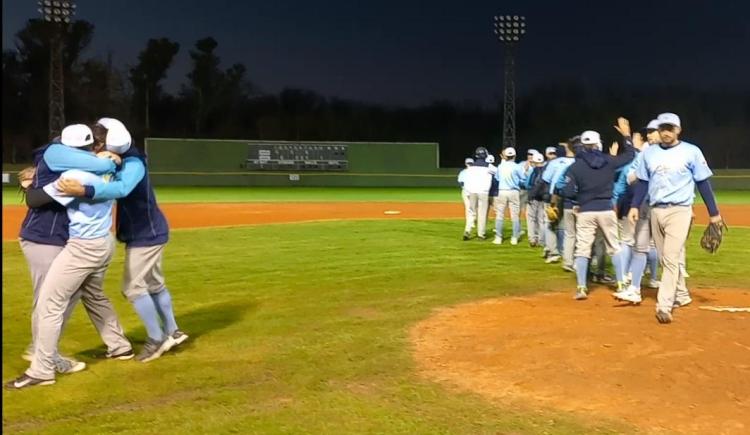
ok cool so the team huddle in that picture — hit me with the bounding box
[458,113,725,324]
[6,118,187,390]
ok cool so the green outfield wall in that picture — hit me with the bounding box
[3,138,750,189]
[144,138,453,187]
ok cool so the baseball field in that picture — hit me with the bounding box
[3,186,749,434]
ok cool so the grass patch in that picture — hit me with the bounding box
[4,186,750,206]
[4,220,749,433]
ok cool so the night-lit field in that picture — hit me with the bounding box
[2,188,749,434]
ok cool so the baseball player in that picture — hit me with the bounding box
[611,120,660,303]
[15,126,133,370]
[461,147,495,240]
[6,125,131,389]
[519,149,537,235]
[560,130,634,300]
[542,145,574,263]
[486,154,499,224]
[458,157,476,238]
[493,147,526,245]
[628,112,723,323]
[525,152,546,247]
[56,118,188,359]
[553,137,581,272]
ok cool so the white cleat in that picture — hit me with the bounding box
[492,236,503,245]
[613,286,642,304]
[646,279,660,289]
[510,237,518,245]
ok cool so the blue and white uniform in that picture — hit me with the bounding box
[493,160,526,242]
[632,138,719,315]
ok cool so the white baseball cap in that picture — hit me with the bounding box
[464,157,474,165]
[61,124,94,148]
[96,117,126,131]
[527,148,539,155]
[545,146,557,155]
[580,130,602,146]
[486,154,496,164]
[646,119,660,130]
[656,112,681,128]
[105,124,132,154]
[503,147,516,158]
[532,153,544,163]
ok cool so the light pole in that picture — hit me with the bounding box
[38,0,76,139]
[493,15,526,149]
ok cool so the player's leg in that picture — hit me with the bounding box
[544,204,560,262]
[597,211,626,290]
[123,246,174,362]
[527,200,539,246]
[562,209,577,271]
[618,217,634,283]
[78,272,133,359]
[24,237,112,382]
[509,190,521,243]
[476,193,489,239]
[19,240,81,365]
[462,190,474,236]
[651,206,692,320]
[139,244,187,344]
[573,212,597,299]
[493,192,507,243]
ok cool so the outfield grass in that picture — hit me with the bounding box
[3,220,749,434]
[4,186,750,206]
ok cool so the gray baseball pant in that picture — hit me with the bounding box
[494,190,521,239]
[650,206,692,313]
[461,190,475,233]
[562,209,577,268]
[544,203,560,256]
[122,244,168,301]
[469,192,489,238]
[20,240,80,360]
[526,200,544,244]
[27,236,130,380]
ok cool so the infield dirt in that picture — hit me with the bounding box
[411,288,750,435]
[3,202,750,241]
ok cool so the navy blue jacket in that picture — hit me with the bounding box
[19,144,69,246]
[112,147,169,247]
[561,146,634,212]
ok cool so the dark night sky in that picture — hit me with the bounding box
[3,0,750,107]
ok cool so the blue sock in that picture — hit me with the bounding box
[620,244,632,278]
[574,257,589,287]
[630,252,648,289]
[132,294,165,342]
[611,251,625,283]
[557,228,564,253]
[648,247,659,279]
[151,289,179,335]
[512,219,521,239]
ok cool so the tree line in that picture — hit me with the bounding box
[3,19,749,168]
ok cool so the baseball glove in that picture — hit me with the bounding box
[700,220,728,254]
[545,204,560,224]
[17,166,35,191]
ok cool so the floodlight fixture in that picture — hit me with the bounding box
[493,14,526,44]
[38,0,75,24]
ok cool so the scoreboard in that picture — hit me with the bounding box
[245,143,349,171]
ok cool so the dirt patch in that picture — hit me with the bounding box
[3,202,750,242]
[411,288,750,435]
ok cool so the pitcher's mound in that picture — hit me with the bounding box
[411,288,750,434]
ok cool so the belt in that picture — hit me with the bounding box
[652,203,687,208]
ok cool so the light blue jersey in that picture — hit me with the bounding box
[44,170,114,239]
[546,157,575,195]
[495,160,525,190]
[635,141,713,206]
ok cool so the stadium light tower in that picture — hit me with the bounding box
[38,0,76,138]
[493,15,526,149]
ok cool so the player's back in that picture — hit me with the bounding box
[46,169,114,240]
